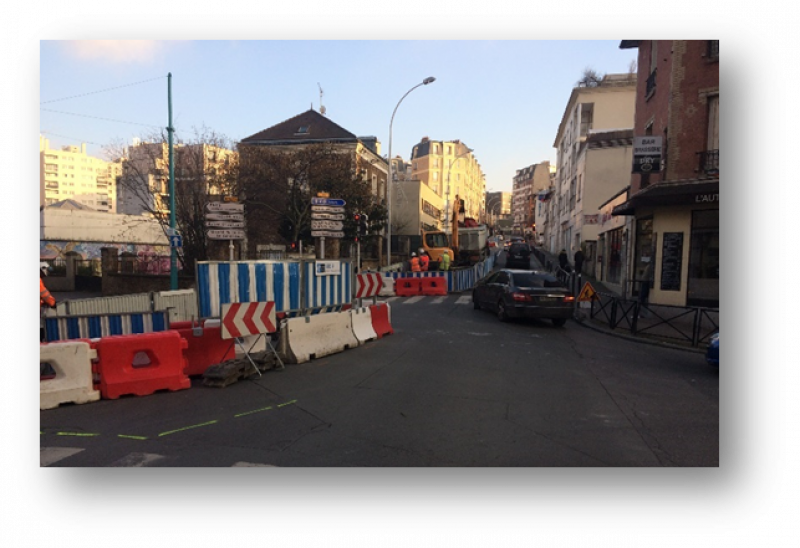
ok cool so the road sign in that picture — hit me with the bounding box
[206,213,244,221]
[311,220,344,231]
[205,220,245,228]
[207,229,245,240]
[311,230,344,238]
[169,235,183,248]
[355,273,383,298]
[310,213,345,221]
[311,197,346,207]
[220,301,276,339]
[206,202,244,212]
[311,205,346,214]
[315,261,341,276]
[577,281,599,302]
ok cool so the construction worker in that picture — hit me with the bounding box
[40,262,56,342]
[439,251,451,271]
[409,252,421,272]
[418,248,430,272]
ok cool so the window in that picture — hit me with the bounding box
[434,158,439,168]
[433,144,439,154]
[433,172,438,181]
[707,95,719,151]
[295,126,310,135]
[707,40,719,60]
[580,103,594,136]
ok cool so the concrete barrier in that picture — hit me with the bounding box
[279,310,360,364]
[350,306,377,344]
[40,341,101,410]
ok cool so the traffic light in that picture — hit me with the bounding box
[360,213,369,235]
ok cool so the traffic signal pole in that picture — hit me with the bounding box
[168,73,177,290]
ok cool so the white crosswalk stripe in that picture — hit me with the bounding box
[109,452,165,467]
[429,296,447,304]
[455,296,471,305]
[41,447,84,466]
[403,296,426,304]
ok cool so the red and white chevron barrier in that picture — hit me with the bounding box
[355,273,383,299]
[221,301,277,340]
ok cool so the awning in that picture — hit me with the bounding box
[612,179,719,216]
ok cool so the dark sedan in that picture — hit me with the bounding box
[505,242,531,268]
[472,269,574,326]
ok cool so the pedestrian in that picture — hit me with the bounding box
[638,259,654,319]
[40,261,56,342]
[574,247,585,275]
[418,248,430,272]
[558,249,570,272]
[439,250,451,271]
[409,252,421,272]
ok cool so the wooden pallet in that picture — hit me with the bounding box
[202,352,280,388]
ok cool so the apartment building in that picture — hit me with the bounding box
[40,136,121,213]
[613,40,719,307]
[485,191,511,226]
[512,162,551,235]
[550,73,636,258]
[409,138,486,229]
[390,180,444,236]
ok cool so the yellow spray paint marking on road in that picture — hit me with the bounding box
[118,434,149,440]
[234,406,273,418]
[277,400,297,408]
[157,420,218,438]
[57,432,100,437]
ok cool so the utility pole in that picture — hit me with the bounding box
[168,73,177,290]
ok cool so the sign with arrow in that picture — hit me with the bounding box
[206,213,244,222]
[355,273,383,298]
[220,301,276,339]
[206,202,244,212]
[311,220,344,231]
[207,229,245,240]
[311,197,346,207]
[310,213,345,221]
[310,230,344,238]
[311,205,346,214]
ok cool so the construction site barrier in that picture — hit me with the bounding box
[350,306,377,343]
[279,310,360,364]
[43,310,170,342]
[40,341,101,410]
[420,276,448,296]
[395,277,422,297]
[170,322,235,377]
[369,303,394,338]
[378,275,396,297]
[93,331,191,399]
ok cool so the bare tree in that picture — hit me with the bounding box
[577,67,604,87]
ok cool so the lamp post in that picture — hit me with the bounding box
[387,76,435,268]
[444,147,473,235]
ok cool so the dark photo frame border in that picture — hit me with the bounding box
[17,18,783,530]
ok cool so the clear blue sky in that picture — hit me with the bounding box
[40,40,636,193]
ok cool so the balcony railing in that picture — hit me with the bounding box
[646,69,657,98]
[697,149,719,176]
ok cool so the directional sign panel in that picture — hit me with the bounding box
[311,230,344,238]
[311,197,346,207]
[206,213,244,221]
[310,213,345,221]
[207,229,246,240]
[205,220,245,228]
[206,202,244,212]
[169,235,183,248]
[221,301,276,339]
[311,205,346,214]
[311,220,344,230]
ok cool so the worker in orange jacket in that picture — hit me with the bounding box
[409,252,421,272]
[40,262,55,342]
[418,248,430,271]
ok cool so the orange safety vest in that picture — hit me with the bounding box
[40,278,55,308]
[410,257,421,272]
[419,255,429,271]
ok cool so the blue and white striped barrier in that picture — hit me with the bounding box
[380,254,496,294]
[302,261,352,310]
[44,310,169,342]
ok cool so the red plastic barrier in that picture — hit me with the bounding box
[172,325,235,377]
[93,331,190,399]
[169,321,193,330]
[395,277,422,297]
[369,303,394,338]
[420,276,448,296]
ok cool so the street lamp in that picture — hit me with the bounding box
[387,76,435,268]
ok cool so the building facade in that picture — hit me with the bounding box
[409,138,486,229]
[551,73,637,257]
[485,191,512,227]
[390,180,444,236]
[512,162,551,236]
[40,136,121,213]
[613,40,719,307]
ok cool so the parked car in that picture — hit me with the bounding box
[472,269,574,326]
[506,242,531,268]
[706,332,719,368]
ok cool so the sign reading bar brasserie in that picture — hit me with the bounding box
[632,136,662,174]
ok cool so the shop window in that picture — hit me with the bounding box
[687,209,719,307]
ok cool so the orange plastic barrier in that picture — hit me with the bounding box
[171,324,235,377]
[93,331,190,399]
[395,277,422,297]
[420,276,448,296]
[369,303,394,338]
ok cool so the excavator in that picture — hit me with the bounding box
[420,195,488,268]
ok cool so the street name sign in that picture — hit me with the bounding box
[207,229,245,240]
[311,230,344,238]
[206,202,244,212]
[206,213,244,222]
[311,220,344,231]
[311,197,346,207]
[310,213,345,221]
[205,220,245,228]
[311,205,346,214]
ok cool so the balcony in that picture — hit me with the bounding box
[697,150,719,176]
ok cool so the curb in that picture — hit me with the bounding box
[571,314,704,355]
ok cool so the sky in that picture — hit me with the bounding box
[39,40,637,193]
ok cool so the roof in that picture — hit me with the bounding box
[240,109,358,144]
[619,40,642,49]
[45,199,96,211]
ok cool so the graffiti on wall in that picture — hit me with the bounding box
[40,241,175,273]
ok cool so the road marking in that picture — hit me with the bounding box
[158,420,218,437]
[41,447,84,466]
[430,296,447,304]
[455,296,471,305]
[56,432,100,437]
[109,453,165,467]
[235,406,273,418]
[118,434,149,440]
[403,296,425,304]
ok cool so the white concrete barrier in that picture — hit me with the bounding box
[350,306,377,344]
[279,310,360,364]
[40,341,101,410]
[378,276,396,297]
